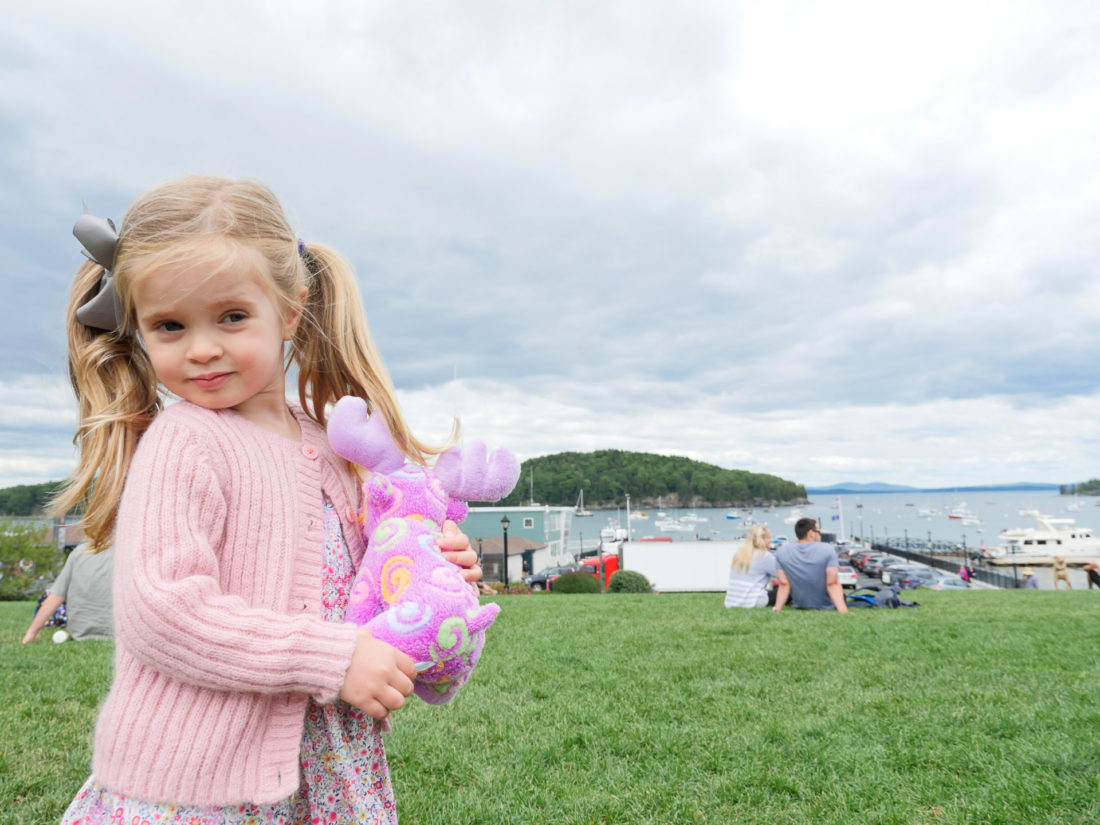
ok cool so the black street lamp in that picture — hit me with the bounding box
[500,515,511,591]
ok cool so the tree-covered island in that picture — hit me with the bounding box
[1064,480,1100,496]
[492,450,806,510]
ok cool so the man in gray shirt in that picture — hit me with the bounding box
[774,518,848,612]
[22,544,114,642]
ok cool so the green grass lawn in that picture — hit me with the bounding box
[4,590,1099,824]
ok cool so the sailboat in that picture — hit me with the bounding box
[575,490,593,517]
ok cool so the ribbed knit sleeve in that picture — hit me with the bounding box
[113,403,358,701]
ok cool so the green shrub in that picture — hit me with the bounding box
[551,571,602,594]
[485,582,533,595]
[608,569,651,593]
[0,519,61,601]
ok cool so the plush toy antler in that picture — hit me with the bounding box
[328,396,520,704]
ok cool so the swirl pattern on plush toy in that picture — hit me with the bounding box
[380,554,415,604]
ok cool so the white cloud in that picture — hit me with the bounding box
[394,378,1100,488]
[3,1,1100,493]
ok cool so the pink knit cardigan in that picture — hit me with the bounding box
[91,401,365,807]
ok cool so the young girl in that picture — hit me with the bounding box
[724,523,777,608]
[54,176,481,824]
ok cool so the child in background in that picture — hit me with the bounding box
[53,176,482,824]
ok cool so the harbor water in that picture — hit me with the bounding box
[578,489,1099,590]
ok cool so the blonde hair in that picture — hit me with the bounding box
[731,523,771,573]
[52,176,446,550]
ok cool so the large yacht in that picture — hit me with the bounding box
[987,510,1100,565]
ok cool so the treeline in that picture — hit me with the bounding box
[495,450,805,509]
[1064,480,1100,495]
[0,482,64,516]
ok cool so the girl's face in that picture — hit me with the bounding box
[131,242,302,425]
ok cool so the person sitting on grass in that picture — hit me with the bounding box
[724,524,777,609]
[22,543,114,643]
[773,518,848,613]
[1083,560,1100,590]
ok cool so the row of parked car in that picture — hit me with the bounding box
[840,547,971,590]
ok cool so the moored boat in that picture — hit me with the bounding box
[655,518,694,533]
[986,510,1100,565]
[575,489,593,517]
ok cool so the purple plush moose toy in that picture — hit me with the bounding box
[327,396,520,704]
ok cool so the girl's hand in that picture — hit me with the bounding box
[439,520,483,584]
[339,631,416,719]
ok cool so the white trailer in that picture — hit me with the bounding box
[618,539,737,592]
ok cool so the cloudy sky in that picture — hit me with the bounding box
[2,0,1099,493]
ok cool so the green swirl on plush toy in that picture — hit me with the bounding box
[370,518,410,554]
[433,616,472,659]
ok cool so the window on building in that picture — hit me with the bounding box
[523,518,534,529]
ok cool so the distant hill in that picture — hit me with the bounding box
[807,482,919,494]
[807,481,1062,495]
[492,450,806,509]
[0,481,64,516]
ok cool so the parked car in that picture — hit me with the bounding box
[876,557,915,580]
[836,563,858,589]
[892,568,942,589]
[881,563,932,587]
[861,557,892,577]
[850,551,886,571]
[523,563,580,591]
[918,571,972,590]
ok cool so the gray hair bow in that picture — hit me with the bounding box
[74,205,122,331]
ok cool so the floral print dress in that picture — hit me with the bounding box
[62,500,398,825]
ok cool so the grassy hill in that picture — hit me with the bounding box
[5,589,1097,823]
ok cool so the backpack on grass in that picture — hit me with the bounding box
[845,585,919,609]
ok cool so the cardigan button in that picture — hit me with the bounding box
[301,444,318,460]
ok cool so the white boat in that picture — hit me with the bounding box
[679,512,709,524]
[783,508,804,525]
[629,511,648,520]
[986,510,1100,565]
[575,490,593,517]
[946,502,973,520]
[655,518,694,533]
[917,507,937,518]
[600,521,628,543]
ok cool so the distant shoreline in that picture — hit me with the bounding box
[806,484,1064,495]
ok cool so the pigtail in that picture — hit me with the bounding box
[49,260,161,551]
[293,243,456,464]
